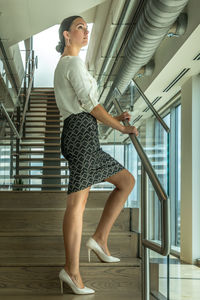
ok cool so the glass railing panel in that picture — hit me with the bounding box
[125,142,140,208]
[138,114,170,193]
[147,177,162,243]
[0,128,17,190]
[150,249,169,299]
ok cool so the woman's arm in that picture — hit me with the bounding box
[90,104,138,136]
[90,104,124,131]
[97,115,119,124]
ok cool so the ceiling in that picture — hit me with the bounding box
[0,0,106,47]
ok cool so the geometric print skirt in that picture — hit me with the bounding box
[61,111,125,194]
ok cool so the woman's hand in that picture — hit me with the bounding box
[90,104,137,134]
[114,111,139,136]
[115,111,131,122]
[120,125,139,136]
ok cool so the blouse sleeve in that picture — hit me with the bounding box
[65,56,100,113]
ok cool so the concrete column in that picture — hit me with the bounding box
[180,74,200,264]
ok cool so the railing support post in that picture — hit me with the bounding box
[16,106,21,176]
[141,165,150,300]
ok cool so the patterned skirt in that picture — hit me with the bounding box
[61,111,125,194]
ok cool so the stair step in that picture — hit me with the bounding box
[30,94,55,97]
[24,114,61,118]
[18,166,66,170]
[30,92,54,95]
[18,158,65,161]
[24,125,62,128]
[0,261,141,295]
[26,110,59,113]
[21,94,55,98]
[23,120,63,122]
[30,93,55,95]
[13,150,61,154]
[0,186,69,192]
[0,232,137,259]
[0,208,130,233]
[14,174,68,178]
[29,99,56,102]
[0,191,113,208]
[29,105,58,108]
[29,92,54,95]
[29,102,56,105]
[20,143,60,146]
[24,131,61,134]
[30,98,56,101]
[12,184,68,188]
[0,256,140,267]
[29,101,57,104]
[21,137,60,140]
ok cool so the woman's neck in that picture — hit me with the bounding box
[62,46,80,57]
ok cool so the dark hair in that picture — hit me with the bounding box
[55,15,82,54]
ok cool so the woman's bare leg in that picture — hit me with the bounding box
[63,186,91,288]
[92,169,135,255]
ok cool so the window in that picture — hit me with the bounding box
[124,103,181,249]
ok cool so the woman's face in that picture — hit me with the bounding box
[67,17,89,48]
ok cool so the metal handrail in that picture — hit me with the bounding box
[16,51,33,101]
[131,80,170,133]
[115,83,170,133]
[0,103,21,139]
[0,54,38,139]
[112,96,170,256]
[19,55,37,137]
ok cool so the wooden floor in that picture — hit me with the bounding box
[160,262,200,300]
[1,292,141,300]
[151,253,200,300]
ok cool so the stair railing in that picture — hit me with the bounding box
[115,83,170,133]
[18,54,38,137]
[0,50,38,140]
[110,90,170,300]
[0,103,21,139]
[0,49,38,182]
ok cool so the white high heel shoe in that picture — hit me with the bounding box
[86,237,120,263]
[59,268,95,295]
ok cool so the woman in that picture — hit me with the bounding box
[53,15,139,295]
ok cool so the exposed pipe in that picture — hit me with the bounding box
[103,0,189,111]
[98,0,146,101]
[97,0,133,85]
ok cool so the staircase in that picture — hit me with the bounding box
[0,87,142,298]
[13,88,67,191]
[0,190,141,298]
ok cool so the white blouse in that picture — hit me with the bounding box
[53,55,100,121]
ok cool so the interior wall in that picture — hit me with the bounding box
[180,74,200,264]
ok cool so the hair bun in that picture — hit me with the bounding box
[55,41,63,53]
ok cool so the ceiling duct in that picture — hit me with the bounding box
[103,0,189,111]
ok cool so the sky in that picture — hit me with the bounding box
[19,23,93,87]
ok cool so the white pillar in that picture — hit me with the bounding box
[180,74,200,264]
